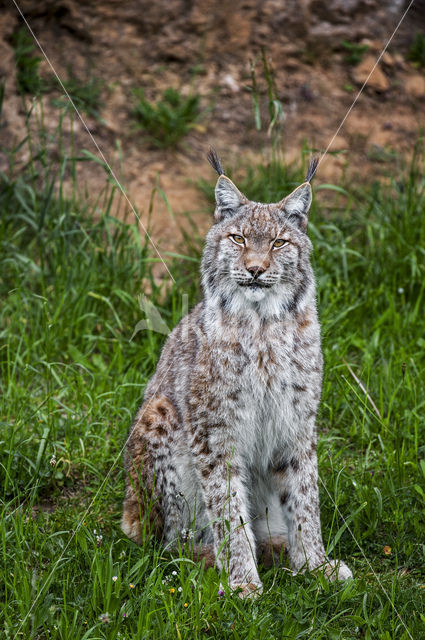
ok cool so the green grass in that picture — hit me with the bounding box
[407,33,425,68]
[340,41,370,66]
[131,87,202,148]
[11,26,45,95]
[1,102,425,639]
[50,68,105,119]
[11,25,104,117]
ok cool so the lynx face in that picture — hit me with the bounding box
[202,176,314,315]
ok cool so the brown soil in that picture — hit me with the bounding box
[1,1,425,261]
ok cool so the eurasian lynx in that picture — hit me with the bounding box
[122,150,352,595]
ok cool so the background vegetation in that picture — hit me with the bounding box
[1,82,425,640]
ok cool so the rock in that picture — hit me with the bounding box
[222,74,240,93]
[359,39,384,52]
[352,55,390,92]
[381,51,395,67]
[404,75,425,98]
[393,53,407,69]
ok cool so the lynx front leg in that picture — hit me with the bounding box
[274,443,352,581]
[192,433,261,595]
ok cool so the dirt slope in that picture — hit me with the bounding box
[1,0,424,256]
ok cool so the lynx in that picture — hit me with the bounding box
[122,150,352,595]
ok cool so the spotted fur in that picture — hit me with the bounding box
[122,156,352,593]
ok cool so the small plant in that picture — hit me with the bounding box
[367,144,398,164]
[131,87,201,148]
[0,80,5,125]
[341,40,369,65]
[407,32,425,67]
[51,68,105,119]
[11,26,44,94]
[249,50,285,140]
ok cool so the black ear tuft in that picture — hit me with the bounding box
[305,156,319,183]
[207,147,225,176]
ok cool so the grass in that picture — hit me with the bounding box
[11,26,45,95]
[341,41,370,66]
[131,87,202,148]
[50,68,105,119]
[11,25,104,118]
[249,51,285,140]
[1,99,425,639]
[407,33,425,68]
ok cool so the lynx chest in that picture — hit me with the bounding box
[226,318,322,465]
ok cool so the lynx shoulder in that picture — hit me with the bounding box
[121,152,352,595]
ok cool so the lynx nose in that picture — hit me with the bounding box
[247,265,266,279]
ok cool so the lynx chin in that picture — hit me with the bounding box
[122,149,353,596]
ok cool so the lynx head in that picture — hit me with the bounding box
[202,150,319,318]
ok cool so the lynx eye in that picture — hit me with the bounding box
[272,238,288,249]
[230,234,245,245]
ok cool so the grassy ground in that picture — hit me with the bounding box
[1,105,425,640]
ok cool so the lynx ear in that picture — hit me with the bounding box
[214,176,247,221]
[281,182,312,231]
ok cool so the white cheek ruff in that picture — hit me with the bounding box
[228,284,293,318]
[243,288,267,302]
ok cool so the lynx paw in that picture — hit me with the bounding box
[231,581,263,599]
[322,559,353,582]
[121,511,142,545]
